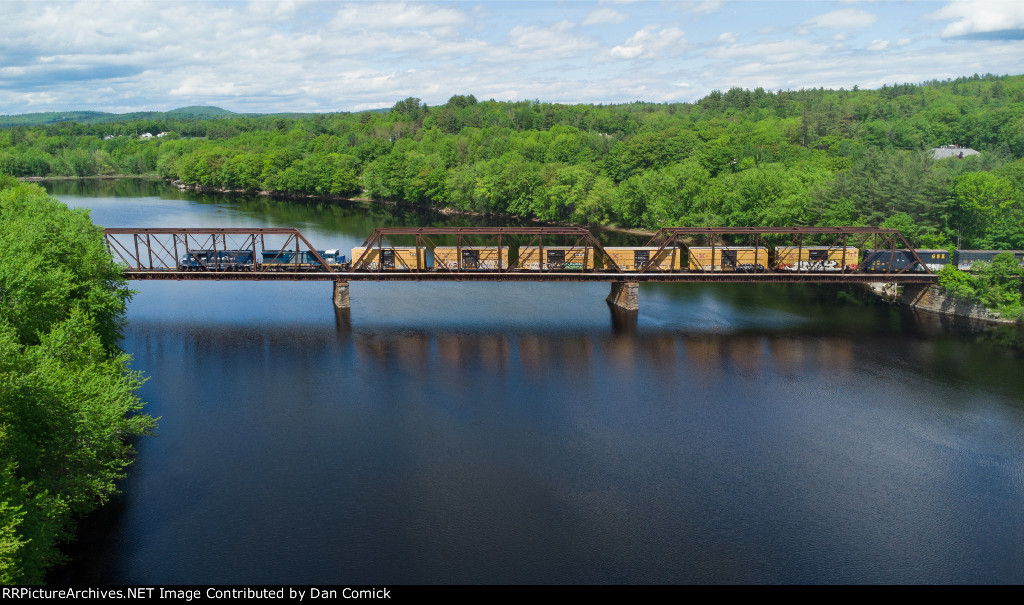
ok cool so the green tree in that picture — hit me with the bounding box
[0,177,154,583]
[938,254,1024,321]
[945,172,1014,248]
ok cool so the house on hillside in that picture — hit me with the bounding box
[932,144,979,159]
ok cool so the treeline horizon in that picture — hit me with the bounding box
[2,72,1024,251]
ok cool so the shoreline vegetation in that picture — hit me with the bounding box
[20,174,663,238]
[3,73,1023,321]
[0,176,155,584]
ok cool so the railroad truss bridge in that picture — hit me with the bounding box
[104,226,938,312]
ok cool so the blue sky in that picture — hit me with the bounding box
[1,0,1022,114]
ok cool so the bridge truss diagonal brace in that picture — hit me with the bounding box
[103,227,335,274]
[646,226,935,275]
[353,226,627,273]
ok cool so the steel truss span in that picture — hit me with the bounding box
[120,270,937,284]
[104,226,941,284]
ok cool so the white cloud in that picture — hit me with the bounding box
[687,1,726,15]
[609,26,687,60]
[503,21,596,60]
[0,0,1022,114]
[329,2,472,31]
[707,39,830,63]
[800,8,878,33]
[930,0,1024,37]
[583,7,627,26]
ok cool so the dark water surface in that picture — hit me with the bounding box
[46,180,1024,584]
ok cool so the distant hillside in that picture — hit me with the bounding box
[0,106,238,127]
[0,111,114,127]
[165,106,236,118]
[2,73,1022,254]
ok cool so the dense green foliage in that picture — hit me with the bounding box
[0,177,154,583]
[938,254,1024,321]
[2,74,1023,251]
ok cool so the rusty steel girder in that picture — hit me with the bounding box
[103,227,334,274]
[104,226,942,281]
[353,226,625,273]
[646,226,933,275]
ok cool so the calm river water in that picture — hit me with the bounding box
[45,179,1024,584]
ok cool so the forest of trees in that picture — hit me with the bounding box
[2,74,1024,251]
[0,177,155,583]
[1,73,1023,318]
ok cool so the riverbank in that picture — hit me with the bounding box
[866,282,1021,325]
[167,178,659,238]
[907,284,1021,325]
[25,173,646,234]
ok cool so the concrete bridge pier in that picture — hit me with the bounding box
[867,281,901,302]
[333,280,351,309]
[607,281,639,312]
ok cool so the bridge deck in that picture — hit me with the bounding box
[121,270,938,284]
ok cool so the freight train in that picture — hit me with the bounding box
[178,249,346,271]
[175,245,1023,274]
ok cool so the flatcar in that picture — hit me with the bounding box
[688,246,769,272]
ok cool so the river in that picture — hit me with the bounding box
[45,179,1024,584]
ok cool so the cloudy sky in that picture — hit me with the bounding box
[1,0,1022,115]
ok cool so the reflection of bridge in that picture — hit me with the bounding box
[104,226,938,311]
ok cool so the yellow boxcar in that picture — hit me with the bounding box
[688,246,769,271]
[433,246,509,270]
[517,246,595,271]
[774,246,859,271]
[600,247,681,272]
[350,246,423,270]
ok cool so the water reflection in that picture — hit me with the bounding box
[53,303,1024,584]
